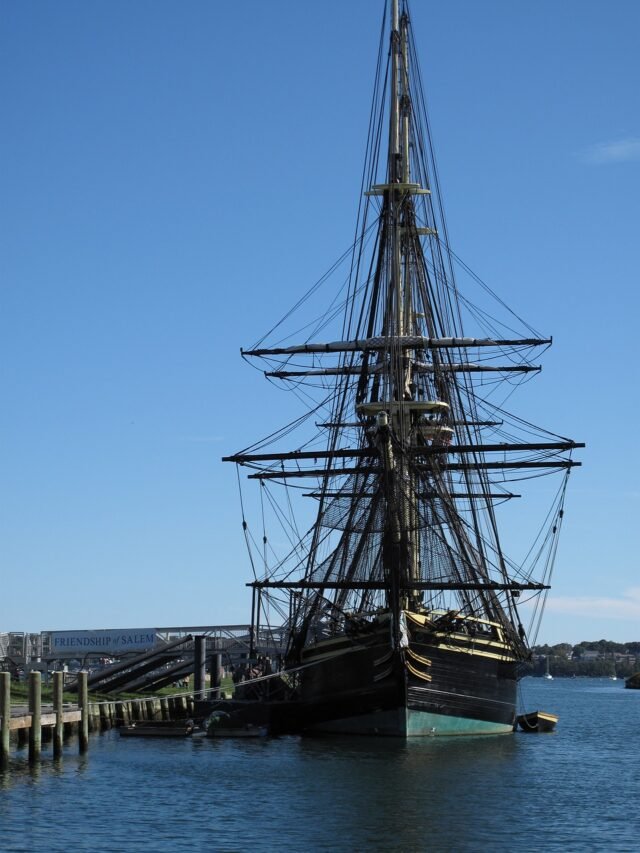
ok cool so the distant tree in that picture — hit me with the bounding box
[573,640,627,656]
[528,639,639,676]
[550,643,573,658]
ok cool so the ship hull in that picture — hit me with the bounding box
[302,707,513,737]
[289,613,518,737]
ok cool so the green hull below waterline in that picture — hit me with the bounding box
[306,707,514,737]
[406,709,513,736]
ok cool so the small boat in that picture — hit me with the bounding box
[543,657,553,681]
[119,720,202,738]
[516,711,558,733]
[208,724,268,739]
[205,710,268,738]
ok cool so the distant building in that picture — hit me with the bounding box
[580,650,601,661]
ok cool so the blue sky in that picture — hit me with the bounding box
[2,0,639,645]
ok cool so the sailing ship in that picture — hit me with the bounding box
[223,0,582,736]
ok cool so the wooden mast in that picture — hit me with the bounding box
[226,0,582,664]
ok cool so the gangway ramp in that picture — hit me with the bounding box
[121,659,196,694]
[70,634,193,694]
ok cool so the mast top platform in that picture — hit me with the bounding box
[365,182,431,196]
[357,400,449,416]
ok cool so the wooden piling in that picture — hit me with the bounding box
[78,671,89,752]
[89,703,99,732]
[0,672,10,767]
[99,703,109,731]
[28,671,42,762]
[53,671,64,758]
[211,653,222,699]
[194,635,206,700]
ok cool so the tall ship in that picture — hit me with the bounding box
[224,0,582,736]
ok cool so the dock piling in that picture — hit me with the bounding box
[99,703,109,731]
[28,671,42,762]
[194,635,206,700]
[53,671,64,758]
[211,653,222,699]
[1,672,10,767]
[78,671,89,752]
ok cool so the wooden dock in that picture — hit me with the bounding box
[1,670,195,767]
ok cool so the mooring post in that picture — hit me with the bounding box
[78,671,89,752]
[194,635,206,701]
[90,702,99,732]
[0,672,10,767]
[28,670,42,762]
[53,671,64,758]
[211,653,222,699]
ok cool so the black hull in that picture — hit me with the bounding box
[276,619,519,736]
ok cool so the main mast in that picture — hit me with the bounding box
[390,0,403,344]
[226,0,583,663]
[377,0,422,621]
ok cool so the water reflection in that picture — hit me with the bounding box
[0,683,638,852]
[294,734,522,851]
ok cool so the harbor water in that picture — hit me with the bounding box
[1,678,638,852]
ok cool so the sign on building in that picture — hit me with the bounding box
[50,629,158,657]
